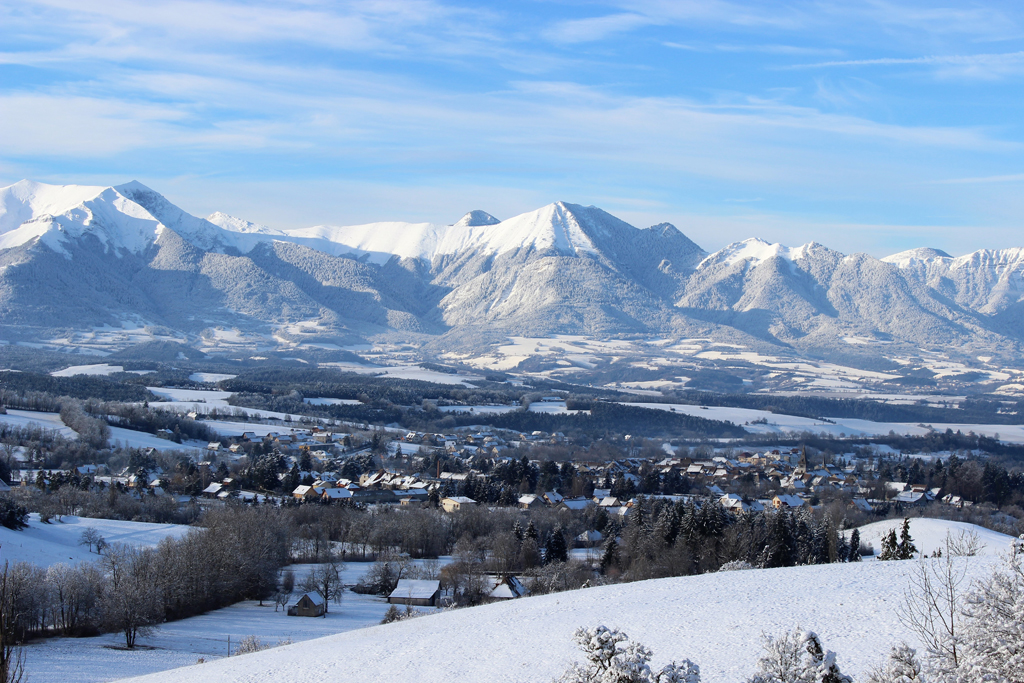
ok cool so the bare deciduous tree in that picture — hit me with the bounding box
[300,561,343,615]
[0,563,26,683]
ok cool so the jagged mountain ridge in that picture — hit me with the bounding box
[1,180,1023,362]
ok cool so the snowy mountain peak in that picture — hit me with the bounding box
[206,212,283,236]
[0,180,108,235]
[649,222,681,237]
[453,210,500,228]
[697,238,832,270]
[882,247,953,267]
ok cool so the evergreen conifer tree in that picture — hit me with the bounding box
[878,528,899,561]
[546,526,569,564]
[896,518,917,560]
[847,529,861,562]
[600,537,619,573]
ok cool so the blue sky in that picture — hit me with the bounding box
[1,1,1023,256]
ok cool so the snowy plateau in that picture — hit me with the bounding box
[3,180,1024,393]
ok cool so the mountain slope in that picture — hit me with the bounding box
[2,179,1024,365]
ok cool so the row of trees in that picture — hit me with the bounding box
[0,506,289,650]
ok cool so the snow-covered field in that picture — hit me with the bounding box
[106,426,206,452]
[0,514,190,568]
[23,561,441,683]
[0,408,77,438]
[852,517,1018,557]
[121,554,1004,683]
[145,387,291,420]
[0,408,203,450]
[187,373,237,384]
[320,361,483,387]
[623,401,1024,443]
[194,420,310,438]
[438,401,585,416]
[51,364,125,377]
[304,397,362,406]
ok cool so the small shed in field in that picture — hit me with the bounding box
[288,592,326,617]
[488,575,529,601]
[387,579,441,607]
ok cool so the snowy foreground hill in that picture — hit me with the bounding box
[122,551,1016,683]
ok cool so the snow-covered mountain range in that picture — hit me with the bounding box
[2,179,1023,368]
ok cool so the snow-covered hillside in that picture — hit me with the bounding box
[0,514,189,568]
[853,517,1018,557]
[120,548,1005,683]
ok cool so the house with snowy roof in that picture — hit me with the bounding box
[518,494,545,510]
[288,592,326,617]
[387,579,441,607]
[772,494,806,509]
[441,496,476,512]
[488,575,529,601]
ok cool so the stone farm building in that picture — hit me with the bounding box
[387,579,442,607]
[288,592,326,617]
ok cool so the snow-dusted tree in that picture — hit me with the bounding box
[954,535,1024,683]
[866,643,925,683]
[556,625,700,683]
[897,519,918,561]
[747,627,851,683]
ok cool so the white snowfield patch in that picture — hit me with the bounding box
[24,560,447,683]
[51,364,124,377]
[698,237,818,269]
[319,362,481,387]
[106,426,205,452]
[145,387,292,421]
[851,518,1017,558]
[623,401,1024,443]
[0,409,77,438]
[303,397,362,406]
[120,556,1001,683]
[0,514,189,568]
[281,201,603,266]
[188,373,237,384]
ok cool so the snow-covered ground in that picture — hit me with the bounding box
[304,397,362,406]
[145,387,291,420]
[106,426,206,452]
[23,560,441,683]
[120,553,1004,683]
[0,408,77,438]
[438,401,586,415]
[0,408,203,450]
[193,420,311,438]
[51,364,124,377]
[319,361,482,387]
[623,401,1024,444]
[852,517,1018,557]
[187,373,237,384]
[0,514,190,568]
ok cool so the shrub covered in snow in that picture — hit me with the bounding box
[556,625,700,683]
[746,627,851,683]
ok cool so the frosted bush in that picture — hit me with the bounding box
[747,627,851,683]
[556,625,700,683]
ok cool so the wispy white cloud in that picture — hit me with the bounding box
[543,13,656,44]
[928,173,1024,184]
[787,50,1024,80]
